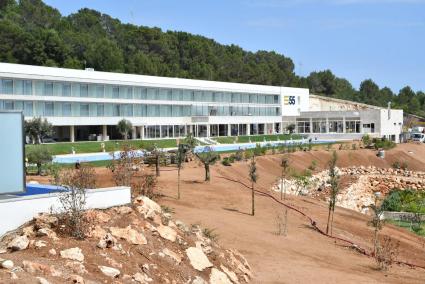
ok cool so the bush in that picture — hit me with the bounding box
[234,149,243,161]
[253,143,266,156]
[373,138,396,150]
[382,189,425,213]
[244,150,254,160]
[221,157,232,166]
[362,134,371,147]
[308,160,317,171]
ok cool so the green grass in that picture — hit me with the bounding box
[26,139,178,155]
[213,134,303,144]
[387,220,425,237]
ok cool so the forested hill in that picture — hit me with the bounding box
[0,0,424,117]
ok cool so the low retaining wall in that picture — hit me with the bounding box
[382,211,425,221]
[0,186,131,237]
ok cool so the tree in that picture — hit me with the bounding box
[145,144,164,177]
[280,155,290,200]
[326,151,340,235]
[286,124,295,134]
[26,146,52,175]
[249,155,258,216]
[176,143,189,199]
[25,117,54,144]
[56,166,96,239]
[116,119,132,140]
[195,146,219,182]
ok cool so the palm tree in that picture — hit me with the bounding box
[117,119,132,140]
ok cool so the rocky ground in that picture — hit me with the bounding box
[0,196,252,284]
[275,166,425,213]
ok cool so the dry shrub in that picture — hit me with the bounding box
[375,236,400,271]
[132,174,157,199]
[57,166,96,239]
[108,145,142,186]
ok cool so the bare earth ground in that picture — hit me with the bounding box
[27,143,425,283]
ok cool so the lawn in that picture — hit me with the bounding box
[387,220,425,237]
[26,139,178,156]
[213,134,303,144]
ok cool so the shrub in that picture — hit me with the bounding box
[373,138,396,150]
[362,134,371,147]
[234,149,243,161]
[375,236,400,271]
[244,150,254,160]
[308,160,317,171]
[352,144,357,150]
[391,161,401,169]
[221,157,232,166]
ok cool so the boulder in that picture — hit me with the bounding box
[109,226,147,245]
[86,210,111,223]
[60,247,84,262]
[48,249,56,255]
[209,268,232,284]
[36,228,59,240]
[1,259,14,269]
[133,272,153,283]
[65,261,88,275]
[157,225,177,242]
[115,206,133,215]
[34,214,58,229]
[185,247,213,271]
[192,276,208,284]
[7,235,29,251]
[162,248,182,264]
[99,265,120,278]
[135,196,161,219]
[220,265,240,284]
[22,260,52,275]
[89,225,107,239]
[97,233,117,249]
[36,277,51,284]
[34,240,47,249]
[68,274,85,284]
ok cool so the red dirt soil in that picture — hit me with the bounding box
[27,143,425,283]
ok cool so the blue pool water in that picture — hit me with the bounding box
[17,184,65,196]
[52,139,334,164]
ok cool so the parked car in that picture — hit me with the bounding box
[41,137,57,143]
[411,133,425,143]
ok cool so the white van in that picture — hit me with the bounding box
[411,133,425,143]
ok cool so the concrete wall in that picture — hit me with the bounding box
[0,186,131,237]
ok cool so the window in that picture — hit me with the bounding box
[62,103,72,116]
[44,102,54,116]
[80,84,88,97]
[24,80,32,95]
[80,104,89,116]
[24,102,33,116]
[97,104,104,116]
[4,100,13,110]
[112,86,119,99]
[1,79,13,94]
[44,82,53,96]
[62,83,71,96]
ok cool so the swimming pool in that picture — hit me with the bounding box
[52,139,334,164]
[16,184,65,196]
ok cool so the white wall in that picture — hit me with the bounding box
[0,186,131,237]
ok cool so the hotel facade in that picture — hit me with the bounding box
[0,63,403,142]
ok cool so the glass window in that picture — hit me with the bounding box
[14,80,23,95]
[44,82,53,96]
[97,104,104,117]
[62,83,71,96]
[1,79,13,94]
[147,88,157,100]
[80,84,88,97]
[94,85,104,98]
[44,102,54,116]
[112,86,119,99]
[23,101,33,116]
[62,103,72,116]
[80,104,89,116]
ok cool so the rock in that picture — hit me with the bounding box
[60,247,84,262]
[65,261,87,274]
[134,196,161,219]
[109,226,147,245]
[34,214,58,229]
[7,235,29,251]
[162,248,182,264]
[1,259,14,269]
[49,249,56,255]
[192,276,208,284]
[97,233,117,249]
[185,247,213,271]
[99,265,120,278]
[89,225,107,239]
[86,210,111,223]
[175,220,190,233]
[37,228,58,240]
[157,225,177,242]
[34,240,47,249]
[209,268,232,284]
[22,260,52,275]
[22,226,35,237]
[115,206,133,215]
[220,265,240,284]
[36,277,51,284]
[69,274,85,284]
[133,272,153,283]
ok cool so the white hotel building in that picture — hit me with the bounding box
[0,63,403,143]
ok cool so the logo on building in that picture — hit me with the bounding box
[284,96,296,105]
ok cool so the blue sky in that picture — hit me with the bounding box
[44,0,425,93]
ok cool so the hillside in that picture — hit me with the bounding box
[0,0,424,116]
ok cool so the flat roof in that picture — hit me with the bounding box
[0,62,309,95]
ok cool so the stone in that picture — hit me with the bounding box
[34,214,58,229]
[157,225,177,242]
[7,235,29,251]
[185,247,213,271]
[86,210,111,223]
[34,240,47,249]
[89,225,107,239]
[22,260,52,275]
[1,259,14,269]
[109,226,147,245]
[115,206,133,215]
[99,265,120,278]
[37,228,59,240]
[209,268,232,284]
[133,272,153,283]
[162,248,182,264]
[22,226,35,237]
[69,274,85,284]
[65,261,88,274]
[36,277,51,284]
[49,249,56,255]
[191,276,208,284]
[97,233,117,249]
[220,265,240,284]
[60,247,84,262]
[134,196,161,219]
